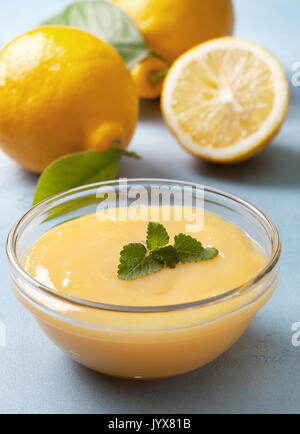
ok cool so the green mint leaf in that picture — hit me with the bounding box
[33,148,139,205]
[119,243,147,269]
[174,233,206,264]
[146,222,170,250]
[200,247,219,260]
[117,224,219,280]
[150,246,179,269]
[42,0,151,69]
[118,243,163,280]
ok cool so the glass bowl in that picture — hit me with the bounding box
[6,179,281,380]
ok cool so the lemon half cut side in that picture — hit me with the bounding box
[162,37,289,163]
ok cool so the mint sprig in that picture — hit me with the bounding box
[174,234,218,264]
[118,243,163,281]
[146,221,169,250]
[150,246,179,269]
[118,222,218,280]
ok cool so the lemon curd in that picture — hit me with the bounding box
[19,206,273,379]
[24,208,266,305]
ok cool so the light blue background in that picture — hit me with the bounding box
[0,0,299,414]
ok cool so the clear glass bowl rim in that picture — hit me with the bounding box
[6,178,281,313]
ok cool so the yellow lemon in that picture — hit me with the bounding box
[162,38,289,163]
[113,0,234,98]
[0,26,139,173]
[130,55,169,99]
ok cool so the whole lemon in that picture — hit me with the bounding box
[0,26,139,173]
[113,0,234,98]
[131,56,169,99]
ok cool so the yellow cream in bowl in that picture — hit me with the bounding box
[20,206,273,379]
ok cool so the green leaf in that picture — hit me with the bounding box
[200,247,219,261]
[118,243,163,280]
[41,194,99,222]
[117,222,219,280]
[119,243,147,269]
[33,147,139,205]
[146,222,170,250]
[42,0,151,68]
[174,233,206,263]
[150,246,179,269]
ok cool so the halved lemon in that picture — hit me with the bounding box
[162,37,289,163]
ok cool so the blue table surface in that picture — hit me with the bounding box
[0,0,299,414]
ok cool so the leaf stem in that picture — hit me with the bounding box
[110,142,141,159]
[149,69,169,88]
[150,51,171,66]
